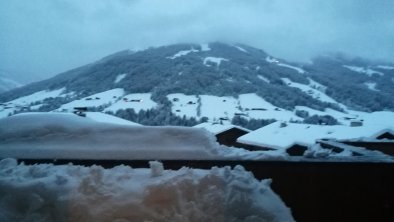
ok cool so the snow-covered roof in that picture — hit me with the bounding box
[237,121,394,150]
[194,122,251,135]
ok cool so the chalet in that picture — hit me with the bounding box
[251,108,267,111]
[373,129,394,140]
[73,107,87,117]
[193,122,251,148]
[237,121,394,156]
[350,120,363,127]
[130,99,143,102]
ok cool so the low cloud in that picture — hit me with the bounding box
[1,0,393,81]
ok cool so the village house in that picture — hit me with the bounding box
[193,122,251,148]
[236,121,394,157]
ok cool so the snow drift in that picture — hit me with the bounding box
[0,158,294,222]
[0,112,289,160]
[0,113,220,160]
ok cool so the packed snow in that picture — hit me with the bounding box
[85,112,141,126]
[167,48,199,59]
[0,113,218,160]
[343,65,384,77]
[114,73,127,84]
[58,88,125,112]
[0,112,291,161]
[203,57,229,67]
[0,159,294,222]
[104,93,157,113]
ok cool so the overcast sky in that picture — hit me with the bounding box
[1,0,393,82]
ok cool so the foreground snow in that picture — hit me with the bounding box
[0,113,289,160]
[0,158,294,222]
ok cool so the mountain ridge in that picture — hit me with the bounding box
[1,42,393,114]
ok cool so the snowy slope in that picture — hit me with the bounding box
[200,95,238,120]
[0,159,294,222]
[58,88,124,111]
[281,78,346,109]
[0,88,71,118]
[167,93,199,118]
[343,65,384,77]
[9,88,68,105]
[104,93,157,113]
[167,93,301,122]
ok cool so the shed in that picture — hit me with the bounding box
[193,122,251,148]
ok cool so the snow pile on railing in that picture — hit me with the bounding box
[0,158,294,222]
[0,112,288,160]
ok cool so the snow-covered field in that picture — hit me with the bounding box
[58,88,125,112]
[167,93,199,118]
[105,93,157,113]
[0,158,294,222]
[167,93,301,122]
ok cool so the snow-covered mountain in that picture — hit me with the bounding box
[0,42,393,127]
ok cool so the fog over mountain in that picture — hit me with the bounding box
[1,0,393,82]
